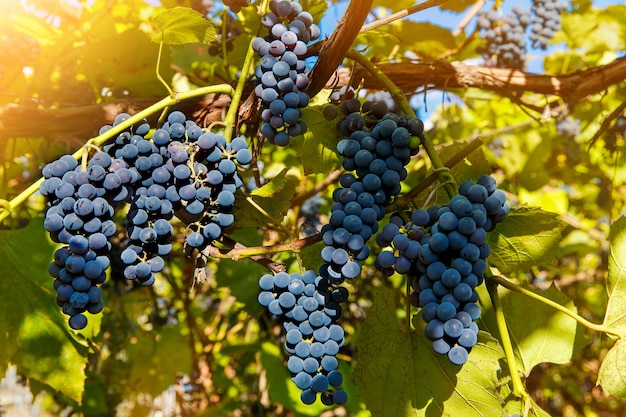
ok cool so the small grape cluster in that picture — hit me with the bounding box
[41,111,252,329]
[207,14,242,57]
[375,176,509,365]
[253,0,320,146]
[300,194,324,236]
[529,0,564,50]
[258,271,348,405]
[555,115,580,140]
[321,112,424,284]
[223,0,250,13]
[477,7,530,69]
[41,148,134,329]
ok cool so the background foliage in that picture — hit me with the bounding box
[1,0,626,416]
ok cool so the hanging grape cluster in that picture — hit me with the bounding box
[375,176,509,365]
[530,0,565,50]
[477,7,531,69]
[253,0,320,146]
[41,111,252,330]
[257,97,426,404]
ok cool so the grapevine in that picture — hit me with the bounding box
[2,1,626,416]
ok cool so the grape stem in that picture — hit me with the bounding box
[485,276,530,400]
[156,39,177,99]
[490,274,623,339]
[0,84,235,224]
[359,0,450,33]
[222,0,270,141]
[344,49,457,199]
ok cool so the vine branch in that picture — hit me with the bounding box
[490,274,622,339]
[360,0,449,33]
[0,84,235,223]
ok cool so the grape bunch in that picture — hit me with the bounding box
[257,101,426,403]
[207,13,242,57]
[223,0,250,13]
[40,150,132,329]
[300,194,324,237]
[320,112,424,285]
[529,0,565,50]
[41,111,252,329]
[258,271,348,405]
[555,115,580,140]
[253,0,320,146]
[477,7,531,69]
[375,175,509,365]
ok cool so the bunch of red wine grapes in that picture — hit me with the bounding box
[257,95,426,405]
[40,111,251,330]
[253,0,320,145]
[375,176,509,365]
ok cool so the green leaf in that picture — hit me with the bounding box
[215,258,266,316]
[603,216,626,335]
[236,169,298,229]
[151,7,216,45]
[486,206,566,273]
[126,325,193,396]
[290,99,341,176]
[597,339,626,401]
[482,284,587,374]
[373,0,415,12]
[0,220,88,402]
[354,287,504,417]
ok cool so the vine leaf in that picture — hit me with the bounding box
[598,339,626,401]
[486,206,566,273]
[126,325,193,397]
[151,7,216,45]
[354,287,504,417]
[235,169,298,228]
[480,284,587,374]
[291,93,341,176]
[603,215,626,335]
[0,219,88,403]
[598,216,626,401]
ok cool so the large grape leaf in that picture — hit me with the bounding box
[151,7,216,45]
[291,96,341,176]
[598,339,626,401]
[0,219,88,403]
[126,325,193,396]
[354,287,505,417]
[486,206,566,274]
[598,216,626,401]
[480,284,587,374]
[603,215,626,335]
[235,168,299,229]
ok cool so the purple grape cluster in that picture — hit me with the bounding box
[556,115,580,140]
[223,0,250,13]
[41,111,252,329]
[258,271,348,405]
[207,13,242,57]
[40,137,139,329]
[530,0,565,50]
[253,0,320,146]
[477,7,531,69]
[375,176,509,365]
[320,113,424,285]
[257,106,425,404]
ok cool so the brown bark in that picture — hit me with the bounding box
[2,57,626,140]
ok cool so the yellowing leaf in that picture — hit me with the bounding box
[604,216,626,336]
[354,287,505,417]
[598,339,626,401]
[151,7,216,45]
